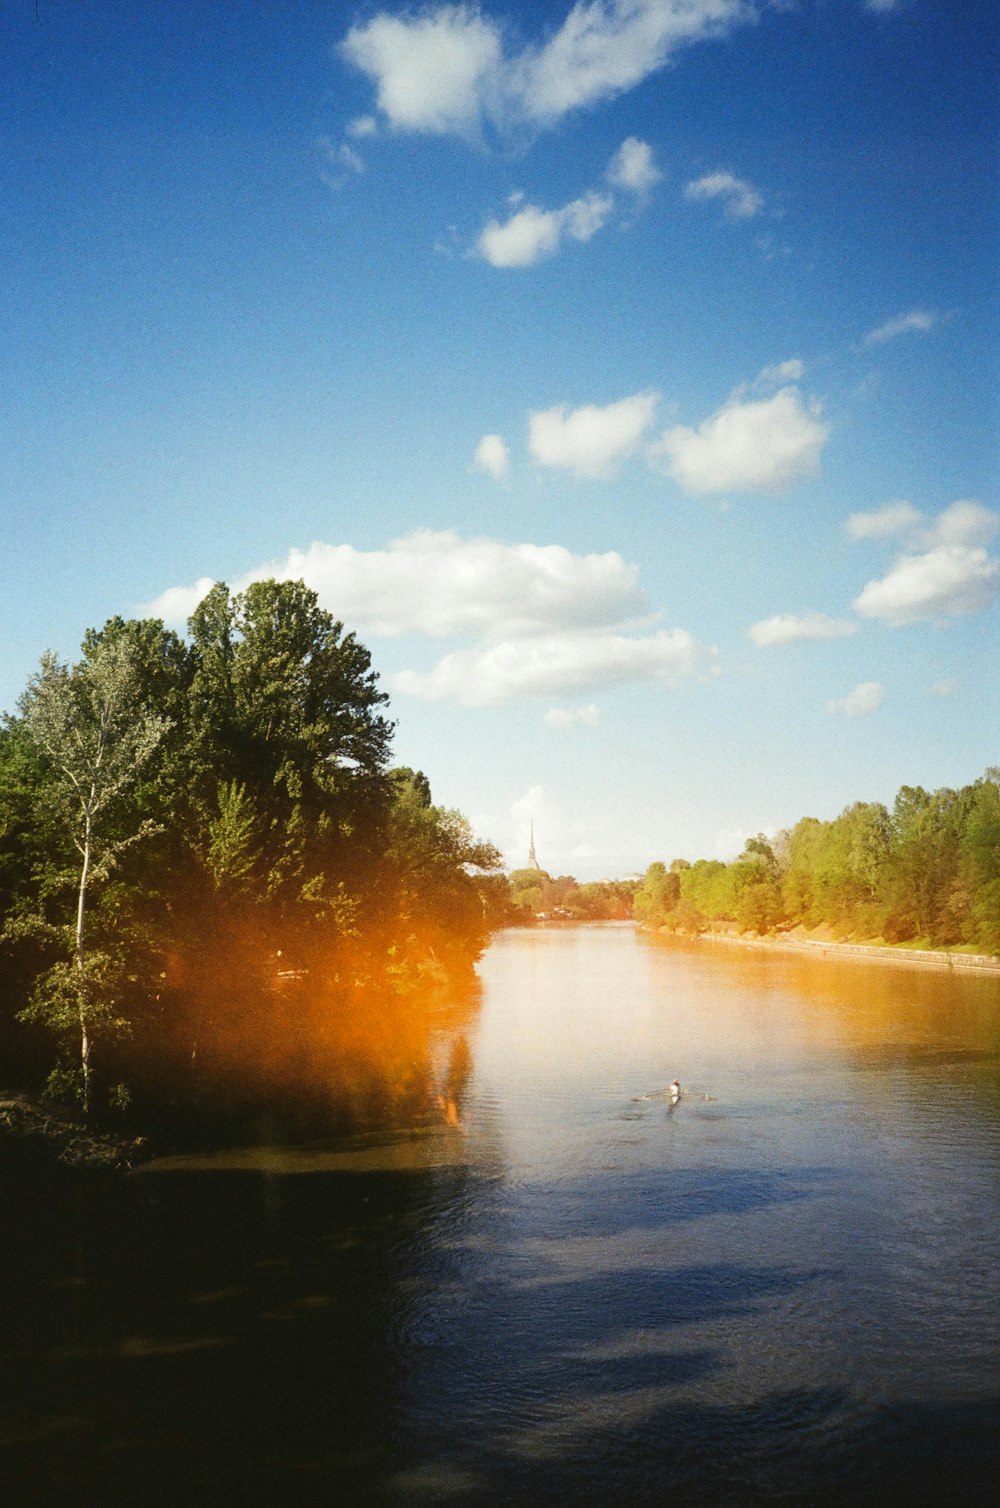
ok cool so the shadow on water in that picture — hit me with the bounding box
[509,1165,826,1240]
[3,1154,999,1507]
[1,1162,469,1507]
[403,1389,1000,1508]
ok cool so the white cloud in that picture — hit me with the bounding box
[529,391,659,478]
[748,612,859,648]
[864,1,903,15]
[477,201,562,266]
[339,7,502,136]
[929,678,957,697]
[475,137,662,269]
[925,499,998,549]
[340,3,754,138]
[827,681,885,718]
[563,189,614,240]
[685,170,763,218]
[472,433,510,478]
[606,136,662,192]
[142,530,716,709]
[143,531,647,640]
[853,545,1000,626]
[138,576,216,625]
[648,386,829,493]
[848,499,997,549]
[849,500,1000,626]
[390,626,714,705]
[846,501,921,540]
[476,189,613,267]
[544,703,601,729]
[863,308,936,345]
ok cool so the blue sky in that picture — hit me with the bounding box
[2,0,997,877]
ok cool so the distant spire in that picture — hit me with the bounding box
[528,819,540,871]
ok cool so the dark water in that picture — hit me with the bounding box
[3,926,999,1505]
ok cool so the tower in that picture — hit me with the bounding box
[528,819,541,871]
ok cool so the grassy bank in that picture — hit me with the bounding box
[663,924,1000,974]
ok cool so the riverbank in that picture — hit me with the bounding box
[663,925,1000,974]
[0,1093,150,1173]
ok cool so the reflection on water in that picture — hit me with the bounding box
[3,925,999,1506]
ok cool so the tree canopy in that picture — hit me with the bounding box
[0,582,504,1127]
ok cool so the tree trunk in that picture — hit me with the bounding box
[76,811,92,1120]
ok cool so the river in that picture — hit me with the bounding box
[3,924,999,1505]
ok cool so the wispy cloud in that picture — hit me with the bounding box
[863,308,936,345]
[648,386,829,493]
[685,170,763,218]
[756,358,804,387]
[340,2,754,139]
[346,115,379,139]
[319,135,366,187]
[827,681,885,718]
[749,613,858,648]
[845,501,921,540]
[529,391,659,478]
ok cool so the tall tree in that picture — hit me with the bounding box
[17,637,170,1116]
[185,580,394,930]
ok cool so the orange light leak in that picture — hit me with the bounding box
[154,917,480,1131]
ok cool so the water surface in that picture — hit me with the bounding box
[4,926,999,1505]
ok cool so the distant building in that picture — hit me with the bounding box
[528,819,542,872]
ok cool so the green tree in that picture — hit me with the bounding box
[882,786,965,942]
[17,638,170,1116]
[730,834,785,934]
[185,579,395,942]
[633,862,680,927]
[782,816,826,925]
[384,768,505,973]
[959,769,1000,952]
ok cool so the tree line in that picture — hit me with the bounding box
[0,580,508,1128]
[507,868,637,922]
[633,770,1000,955]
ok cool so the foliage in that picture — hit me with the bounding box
[0,582,505,1126]
[635,769,1000,954]
[13,635,170,1115]
[382,766,508,973]
[508,865,636,921]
